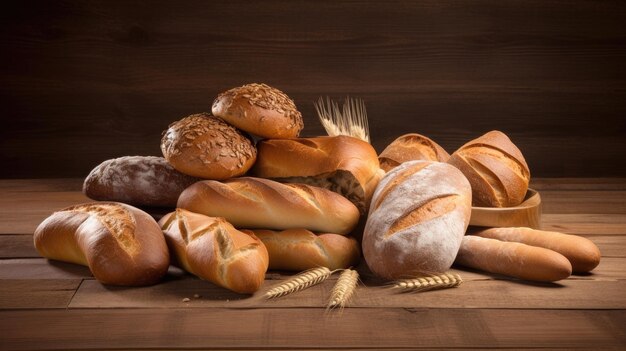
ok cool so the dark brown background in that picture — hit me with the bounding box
[1,0,625,178]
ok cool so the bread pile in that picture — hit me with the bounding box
[35,84,601,295]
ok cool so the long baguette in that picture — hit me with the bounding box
[455,236,572,282]
[470,227,601,273]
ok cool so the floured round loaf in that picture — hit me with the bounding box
[448,130,530,207]
[212,83,303,139]
[378,133,450,172]
[363,161,472,280]
[83,156,199,207]
[252,135,383,214]
[161,113,256,179]
[34,202,169,286]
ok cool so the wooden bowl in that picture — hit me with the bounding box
[469,188,542,229]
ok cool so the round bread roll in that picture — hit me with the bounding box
[363,161,472,280]
[161,113,256,179]
[448,130,530,207]
[34,202,169,286]
[243,229,360,271]
[378,133,450,172]
[159,209,269,294]
[83,156,199,207]
[212,83,303,139]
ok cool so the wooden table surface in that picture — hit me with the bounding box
[1,178,625,350]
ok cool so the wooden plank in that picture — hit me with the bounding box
[584,236,626,257]
[68,274,626,310]
[0,235,38,258]
[0,279,81,309]
[531,178,626,191]
[0,178,83,193]
[541,214,626,235]
[0,258,93,280]
[0,308,624,350]
[540,191,626,214]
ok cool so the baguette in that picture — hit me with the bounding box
[455,235,572,282]
[34,202,169,286]
[244,229,360,271]
[470,227,601,273]
[159,209,269,294]
[177,177,360,235]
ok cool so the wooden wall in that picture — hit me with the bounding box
[1,0,625,178]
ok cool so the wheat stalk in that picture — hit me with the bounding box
[314,96,370,143]
[265,267,334,299]
[327,269,359,310]
[392,273,462,293]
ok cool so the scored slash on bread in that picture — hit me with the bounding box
[378,133,450,172]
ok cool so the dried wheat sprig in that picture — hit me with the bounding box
[314,96,370,143]
[392,273,462,293]
[327,269,359,310]
[265,267,334,299]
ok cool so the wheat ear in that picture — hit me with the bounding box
[327,269,359,310]
[392,273,462,293]
[265,267,334,299]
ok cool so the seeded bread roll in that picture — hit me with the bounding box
[161,113,256,179]
[212,83,303,139]
[252,136,384,214]
[177,177,360,235]
[34,202,169,286]
[159,209,269,294]
[379,133,450,172]
[363,161,472,280]
[448,130,530,207]
[243,229,360,271]
[83,156,200,207]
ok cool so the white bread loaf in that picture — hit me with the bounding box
[177,177,360,235]
[34,202,169,286]
[252,135,384,214]
[83,156,199,207]
[159,209,268,294]
[243,229,360,271]
[363,161,472,280]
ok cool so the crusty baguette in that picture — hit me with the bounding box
[448,130,530,207]
[252,135,383,214]
[83,156,199,207]
[455,235,572,282]
[363,161,472,279]
[34,202,169,286]
[470,227,601,273]
[244,229,360,271]
[177,177,360,235]
[379,133,450,172]
[159,209,269,294]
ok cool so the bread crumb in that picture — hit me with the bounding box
[193,294,201,299]
[182,297,190,302]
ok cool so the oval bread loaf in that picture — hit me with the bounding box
[244,229,360,271]
[363,161,472,280]
[455,235,572,282]
[470,227,601,273]
[159,209,269,294]
[34,202,169,286]
[448,130,530,207]
[83,156,199,207]
[177,177,360,235]
[379,133,450,172]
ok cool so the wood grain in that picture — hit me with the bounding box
[0,308,624,350]
[0,279,81,309]
[1,1,626,178]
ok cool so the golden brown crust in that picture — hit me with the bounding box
[245,229,360,271]
[159,209,269,294]
[161,113,256,179]
[212,83,303,139]
[33,202,169,286]
[252,136,383,213]
[379,133,450,172]
[177,177,360,235]
[448,130,530,207]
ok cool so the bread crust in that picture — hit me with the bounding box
[159,209,269,294]
[212,83,303,138]
[379,133,450,172]
[33,202,169,286]
[448,130,530,207]
[161,113,256,179]
[363,161,472,280]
